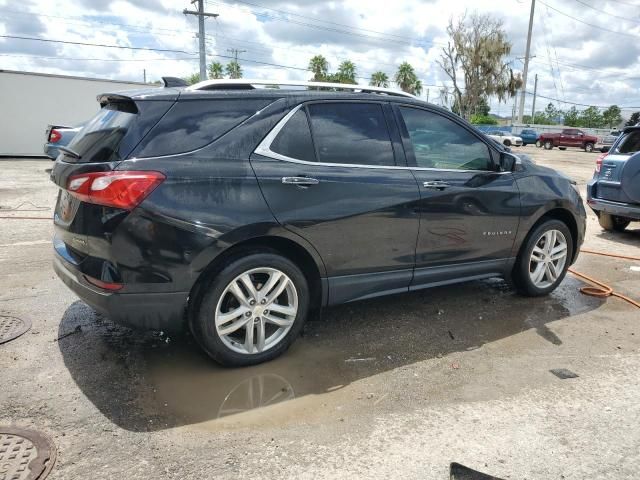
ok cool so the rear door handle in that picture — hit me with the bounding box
[281,176,320,186]
[423,181,450,190]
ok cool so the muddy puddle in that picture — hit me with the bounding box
[58,276,602,431]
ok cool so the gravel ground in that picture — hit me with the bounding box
[0,147,639,479]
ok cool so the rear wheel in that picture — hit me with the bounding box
[544,140,553,150]
[192,252,309,366]
[584,142,595,152]
[513,219,573,297]
[598,213,631,232]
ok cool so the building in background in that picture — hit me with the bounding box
[0,70,158,156]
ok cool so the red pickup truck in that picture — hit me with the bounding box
[538,129,598,152]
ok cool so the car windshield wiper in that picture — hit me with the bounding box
[57,145,82,160]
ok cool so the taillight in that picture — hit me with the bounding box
[49,129,62,143]
[595,153,606,173]
[67,171,165,210]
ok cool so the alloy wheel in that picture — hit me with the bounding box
[215,267,298,355]
[528,229,568,289]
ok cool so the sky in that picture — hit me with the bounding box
[1,0,640,117]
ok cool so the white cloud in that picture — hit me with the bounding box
[1,0,639,115]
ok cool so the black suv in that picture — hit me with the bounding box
[587,125,640,232]
[51,81,586,366]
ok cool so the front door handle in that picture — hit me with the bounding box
[423,180,450,190]
[282,176,320,186]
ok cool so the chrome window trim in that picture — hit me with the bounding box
[253,103,509,174]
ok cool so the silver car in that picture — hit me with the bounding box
[44,124,82,160]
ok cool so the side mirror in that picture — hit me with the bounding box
[601,146,610,153]
[499,152,517,172]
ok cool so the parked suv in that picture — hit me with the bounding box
[51,80,586,366]
[587,126,640,231]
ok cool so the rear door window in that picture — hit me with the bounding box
[306,102,395,166]
[132,98,272,158]
[270,109,316,162]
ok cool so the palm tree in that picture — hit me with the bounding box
[208,61,224,79]
[369,71,389,88]
[226,61,242,79]
[184,72,200,85]
[308,55,329,81]
[395,62,421,95]
[336,60,357,84]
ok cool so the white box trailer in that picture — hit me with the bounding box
[0,70,158,156]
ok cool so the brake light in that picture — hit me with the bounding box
[67,171,165,210]
[595,153,607,173]
[83,275,123,291]
[49,129,62,143]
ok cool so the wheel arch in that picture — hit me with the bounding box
[518,207,580,264]
[187,233,327,325]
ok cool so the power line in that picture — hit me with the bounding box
[0,34,199,55]
[569,0,640,24]
[0,53,196,62]
[537,0,640,38]
[524,90,640,109]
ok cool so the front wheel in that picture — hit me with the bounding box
[544,140,553,150]
[192,252,309,366]
[513,220,573,297]
[504,140,512,147]
[598,213,630,232]
[584,142,595,152]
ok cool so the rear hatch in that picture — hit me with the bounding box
[50,92,175,287]
[594,128,640,204]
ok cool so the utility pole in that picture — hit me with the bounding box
[518,0,536,124]
[227,48,246,63]
[530,73,538,123]
[426,89,429,103]
[183,0,219,81]
[143,68,146,83]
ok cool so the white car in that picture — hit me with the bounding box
[485,130,523,147]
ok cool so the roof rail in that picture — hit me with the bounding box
[187,79,416,98]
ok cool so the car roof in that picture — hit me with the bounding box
[97,86,443,112]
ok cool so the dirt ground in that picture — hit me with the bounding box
[1,147,639,479]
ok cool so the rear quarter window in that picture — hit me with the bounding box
[132,98,272,158]
[617,131,640,154]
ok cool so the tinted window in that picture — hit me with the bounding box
[307,103,394,166]
[133,98,272,157]
[399,107,493,171]
[270,109,316,162]
[617,131,640,154]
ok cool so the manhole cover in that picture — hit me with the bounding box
[0,316,31,345]
[0,427,56,480]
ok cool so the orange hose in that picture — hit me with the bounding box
[569,249,640,309]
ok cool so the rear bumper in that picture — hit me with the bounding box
[53,253,188,332]
[587,198,640,220]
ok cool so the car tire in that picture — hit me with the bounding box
[504,140,511,147]
[522,143,528,146]
[544,140,553,150]
[513,219,573,297]
[584,142,594,152]
[559,146,567,150]
[535,140,542,148]
[598,213,630,232]
[192,252,309,367]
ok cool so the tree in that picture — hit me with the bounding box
[395,62,421,95]
[602,105,622,129]
[579,106,603,128]
[564,106,580,127]
[208,61,224,79]
[544,103,560,123]
[334,60,357,84]
[626,112,640,126]
[369,71,390,88]
[437,13,522,120]
[184,72,201,85]
[226,61,242,79]
[470,114,497,125]
[308,55,329,82]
